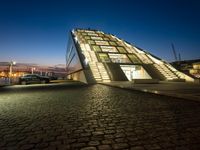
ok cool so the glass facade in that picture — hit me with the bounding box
[66,28,189,83]
[108,54,131,63]
[71,29,149,65]
[66,35,83,75]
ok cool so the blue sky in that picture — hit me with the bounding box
[0,0,199,65]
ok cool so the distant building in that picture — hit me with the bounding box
[66,29,194,83]
[171,59,200,79]
[0,62,66,79]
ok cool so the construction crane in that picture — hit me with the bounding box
[171,43,178,61]
[178,53,181,61]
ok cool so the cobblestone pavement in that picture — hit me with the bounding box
[0,83,200,150]
[101,81,200,102]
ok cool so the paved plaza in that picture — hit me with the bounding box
[101,81,200,102]
[0,82,200,150]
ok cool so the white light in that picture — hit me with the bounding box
[85,58,89,65]
[74,36,78,42]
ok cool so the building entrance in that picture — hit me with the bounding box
[120,65,151,81]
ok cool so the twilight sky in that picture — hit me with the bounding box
[0,0,199,65]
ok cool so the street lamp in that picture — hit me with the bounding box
[9,61,16,84]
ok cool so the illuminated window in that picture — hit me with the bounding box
[77,29,84,32]
[95,40,109,45]
[110,35,117,41]
[75,32,80,35]
[134,47,145,54]
[108,54,131,63]
[82,33,87,36]
[87,33,99,36]
[147,54,163,64]
[84,36,90,40]
[84,30,95,33]
[109,41,117,46]
[103,37,110,41]
[117,47,127,53]
[128,54,141,63]
[98,33,104,37]
[91,36,103,40]
[100,46,118,52]
[135,53,153,64]
[116,41,124,46]
[92,45,101,52]
[88,40,95,45]
[124,42,132,47]
[98,53,111,62]
[124,48,133,53]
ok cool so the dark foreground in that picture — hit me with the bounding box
[0,82,200,150]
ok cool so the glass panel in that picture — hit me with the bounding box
[95,40,109,45]
[128,54,141,63]
[98,53,111,62]
[135,53,153,64]
[98,33,104,37]
[100,46,118,52]
[134,47,145,53]
[110,35,117,41]
[87,40,95,45]
[125,47,137,53]
[125,48,133,53]
[82,33,87,36]
[103,37,110,41]
[87,33,98,36]
[117,47,127,53]
[92,45,101,52]
[116,41,124,46]
[84,36,90,40]
[109,41,117,46]
[84,30,95,33]
[91,36,103,40]
[77,29,84,32]
[147,54,163,64]
[108,54,131,63]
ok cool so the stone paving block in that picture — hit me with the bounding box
[71,142,87,148]
[98,145,112,150]
[20,144,35,150]
[112,143,129,149]
[1,84,200,149]
[88,140,100,146]
[80,132,92,137]
[35,142,49,148]
[92,131,104,136]
[56,144,71,150]
[80,146,97,150]
[102,139,114,144]
[130,146,145,150]
[77,137,90,143]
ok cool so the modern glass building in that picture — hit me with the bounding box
[66,29,194,83]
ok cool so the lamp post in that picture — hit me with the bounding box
[9,61,16,84]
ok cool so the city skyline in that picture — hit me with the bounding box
[0,0,199,65]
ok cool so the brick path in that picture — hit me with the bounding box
[0,83,200,150]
